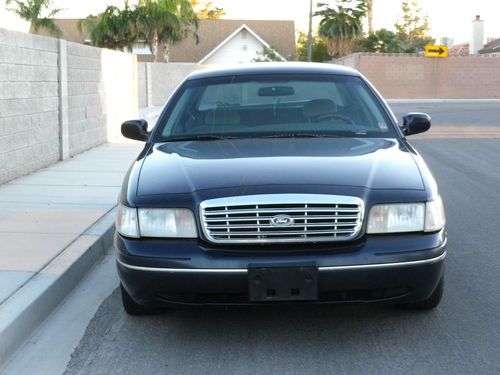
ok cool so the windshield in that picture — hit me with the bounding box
[156,74,396,141]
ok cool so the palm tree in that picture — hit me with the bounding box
[80,0,198,61]
[79,2,139,52]
[138,0,198,62]
[6,0,62,36]
[316,0,367,58]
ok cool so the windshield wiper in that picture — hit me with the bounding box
[257,133,344,139]
[165,133,359,141]
[165,135,243,141]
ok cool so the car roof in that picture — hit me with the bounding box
[186,62,360,80]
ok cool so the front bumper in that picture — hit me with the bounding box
[115,230,446,306]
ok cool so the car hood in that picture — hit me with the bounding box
[137,138,424,196]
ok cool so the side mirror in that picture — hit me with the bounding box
[121,119,149,141]
[401,113,431,136]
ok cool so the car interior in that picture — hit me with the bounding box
[162,78,392,138]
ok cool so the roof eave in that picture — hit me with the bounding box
[198,24,286,64]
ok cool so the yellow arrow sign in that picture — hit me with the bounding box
[425,45,448,58]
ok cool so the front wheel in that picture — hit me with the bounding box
[399,277,444,310]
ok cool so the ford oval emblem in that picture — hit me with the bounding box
[271,215,294,227]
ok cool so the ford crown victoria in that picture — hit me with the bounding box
[115,63,446,314]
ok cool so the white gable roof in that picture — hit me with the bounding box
[198,24,286,64]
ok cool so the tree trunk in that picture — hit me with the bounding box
[150,33,159,63]
[327,38,336,57]
[328,37,356,58]
[367,0,374,34]
[162,43,172,63]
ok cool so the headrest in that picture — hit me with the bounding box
[303,99,337,118]
[205,109,240,125]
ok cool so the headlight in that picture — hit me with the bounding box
[116,204,139,238]
[367,203,425,234]
[138,208,197,238]
[425,196,446,232]
[367,198,446,234]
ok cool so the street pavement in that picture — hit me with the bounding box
[390,100,500,138]
[2,101,500,375]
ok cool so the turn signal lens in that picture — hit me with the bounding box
[116,204,139,238]
[425,196,446,232]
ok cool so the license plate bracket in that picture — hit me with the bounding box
[248,265,318,302]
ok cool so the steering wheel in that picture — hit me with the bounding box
[313,113,354,124]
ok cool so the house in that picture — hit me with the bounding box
[166,19,295,63]
[448,42,469,56]
[479,38,500,56]
[30,19,296,64]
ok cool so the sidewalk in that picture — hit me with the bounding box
[0,142,142,365]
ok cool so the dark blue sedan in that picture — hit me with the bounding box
[115,63,446,314]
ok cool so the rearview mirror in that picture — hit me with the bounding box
[258,86,295,96]
[121,119,149,142]
[402,113,431,136]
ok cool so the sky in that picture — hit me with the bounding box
[1,0,500,44]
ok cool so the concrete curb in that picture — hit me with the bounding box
[0,209,117,366]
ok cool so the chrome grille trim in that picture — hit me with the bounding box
[200,194,364,244]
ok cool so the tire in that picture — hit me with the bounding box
[399,277,444,310]
[120,283,157,315]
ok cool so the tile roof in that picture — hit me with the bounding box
[479,38,500,54]
[448,43,469,56]
[30,18,88,44]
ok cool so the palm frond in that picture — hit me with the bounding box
[6,0,62,36]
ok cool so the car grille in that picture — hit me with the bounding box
[200,194,364,244]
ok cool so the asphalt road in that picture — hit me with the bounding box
[5,101,500,375]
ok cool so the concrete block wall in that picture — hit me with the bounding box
[334,54,360,70]
[138,62,205,108]
[137,63,147,108]
[0,29,60,184]
[66,42,108,156]
[334,53,500,99]
[0,28,138,184]
[358,54,435,99]
[433,57,500,99]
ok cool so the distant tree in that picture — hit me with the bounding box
[316,0,368,58]
[189,0,225,19]
[252,46,285,62]
[296,31,331,62]
[394,0,434,52]
[355,28,403,53]
[6,0,62,36]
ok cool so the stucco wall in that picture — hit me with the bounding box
[334,53,500,99]
[100,48,138,143]
[201,29,266,64]
[0,28,138,184]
